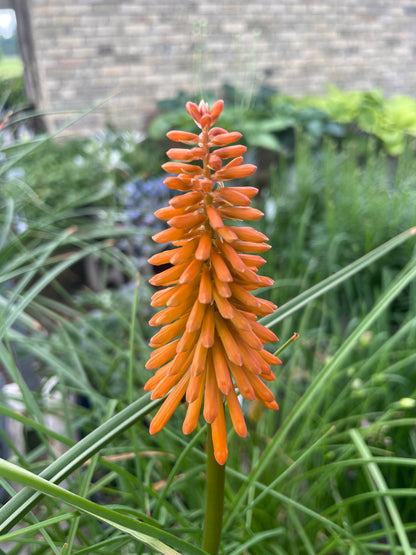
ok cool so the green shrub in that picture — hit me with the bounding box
[0,73,26,109]
[298,85,416,155]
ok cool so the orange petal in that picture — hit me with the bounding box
[238,254,267,268]
[146,339,180,370]
[259,349,282,366]
[261,369,276,381]
[232,227,269,242]
[263,399,279,410]
[148,250,175,266]
[167,130,200,144]
[231,186,258,198]
[164,176,194,191]
[149,305,191,327]
[254,275,274,287]
[212,270,232,297]
[144,363,171,391]
[229,362,256,400]
[229,282,262,311]
[190,340,208,376]
[149,315,187,347]
[209,99,224,125]
[239,310,257,321]
[186,299,206,333]
[226,388,247,437]
[170,238,199,265]
[212,341,233,395]
[232,266,263,287]
[200,304,215,348]
[255,298,278,316]
[167,147,205,161]
[209,131,242,146]
[166,283,196,307]
[206,205,224,229]
[151,371,183,399]
[195,232,212,260]
[216,226,238,242]
[219,242,248,273]
[231,240,271,253]
[168,347,195,376]
[152,227,188,244]
[199,266,213,304]
[235,327,263,350]
[213,164,257,181]
[211,391,228,465]
[186,101,202,125]
[154,206,182,221]
[233,337,263,374]
[208,153,222,171]
[149,262,187,287]
[170,191,204,208]
[247,348,272,374]
[151,286,176,308]
[149,372,190,434]
[213,289,235,319]
[162,161,203,176]
[213,145,247,159]
[179,258,203,284]
[183,383,204,434]
[210,250,233,282]
[176,328,199,353]
[214,314,243,366]
[214,188,251,206]
[245,372,275,403]
[249,321,278,344]
[220,156,243,168]
[228,308,251,331]
[203,354,218,423]
[168,211,207,229]
[218,206,263,221]
[186,367,206,403]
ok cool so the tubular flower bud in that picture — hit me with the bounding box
[146,99,280,465]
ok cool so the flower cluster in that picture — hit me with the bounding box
[145,100,280,465]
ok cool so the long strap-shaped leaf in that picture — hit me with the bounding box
[350,429,412,554]
[0,458,202,555]
[0,394,159,533]
[260,226,416,328]
[224,247,416,533]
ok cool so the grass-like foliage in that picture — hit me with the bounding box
[0,103,415,554]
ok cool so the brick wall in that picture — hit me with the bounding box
[19,0,416,135]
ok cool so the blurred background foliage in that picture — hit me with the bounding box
[0,84,416,553]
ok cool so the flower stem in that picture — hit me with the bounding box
[202,424,226,555]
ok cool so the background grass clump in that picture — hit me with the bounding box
[0,86,415,554]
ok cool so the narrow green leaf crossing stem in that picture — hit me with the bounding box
[202,425,226,555]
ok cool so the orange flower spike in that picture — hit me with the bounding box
[145,99,281,465]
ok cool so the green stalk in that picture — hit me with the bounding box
[202,425,226,555]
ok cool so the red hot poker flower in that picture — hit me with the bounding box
[145,99,280,465]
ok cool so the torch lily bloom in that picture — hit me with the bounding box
[145,99,280,465]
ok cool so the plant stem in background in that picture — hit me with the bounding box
[202,425,226,555]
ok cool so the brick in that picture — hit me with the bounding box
[20,0,416,135]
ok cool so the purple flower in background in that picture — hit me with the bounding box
[140,176,167,197]
[119,175,174,267]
